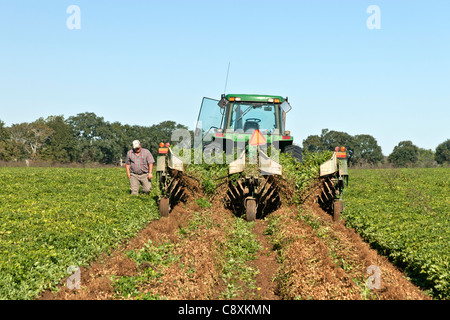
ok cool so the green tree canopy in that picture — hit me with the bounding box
[303,129,354,153]
[303,129,384,166]
[8,120,55,160]
[67,112,111,163]
[352,134,384,165]
[39,115,77,163]
[0,120,10,142]
[417,148,436,167]
[388,140,419,167]
[303,134,325,153]
[0,120,14,161]
[321,129,354,151]
[435,139,450,164]
[62,113,190,164]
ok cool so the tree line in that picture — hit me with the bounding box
[0,115,448,167]
[0,113,189,165]
[303,129,449,168]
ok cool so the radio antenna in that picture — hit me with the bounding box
[223,62,231,95]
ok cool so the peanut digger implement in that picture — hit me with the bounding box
[156,94,349,222]
[317,147,349,221]
[156,143,186,217]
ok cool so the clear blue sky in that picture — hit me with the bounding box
[0,0,449,155]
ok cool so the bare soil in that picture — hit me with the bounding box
[39,188,431,300]
[249,220,282,300]
[271,201,430,300]
[39,203,195,300]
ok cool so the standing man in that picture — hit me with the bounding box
[126,140,155,195]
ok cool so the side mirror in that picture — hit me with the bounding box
[218,94,229,109]
[280,100,292,113]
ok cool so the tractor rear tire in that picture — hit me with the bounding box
[284,145,303,163]
[159,197,170,217]
[246,199,257,222]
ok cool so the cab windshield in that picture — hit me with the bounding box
[226,103,282,134]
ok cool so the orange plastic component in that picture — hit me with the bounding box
[249,129,267,146]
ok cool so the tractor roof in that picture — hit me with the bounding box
[225,94,285,103]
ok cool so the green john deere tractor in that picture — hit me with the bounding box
[195,94,302,164]
[157,93,348,222]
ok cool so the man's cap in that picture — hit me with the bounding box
[132,140,141,149]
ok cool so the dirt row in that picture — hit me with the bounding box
[39,186,431,300]
[267,201,430,300]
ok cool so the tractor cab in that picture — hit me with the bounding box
[194,94,294,153]
[222,94,286,135]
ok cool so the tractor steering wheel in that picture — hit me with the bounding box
[245,118,261,123]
